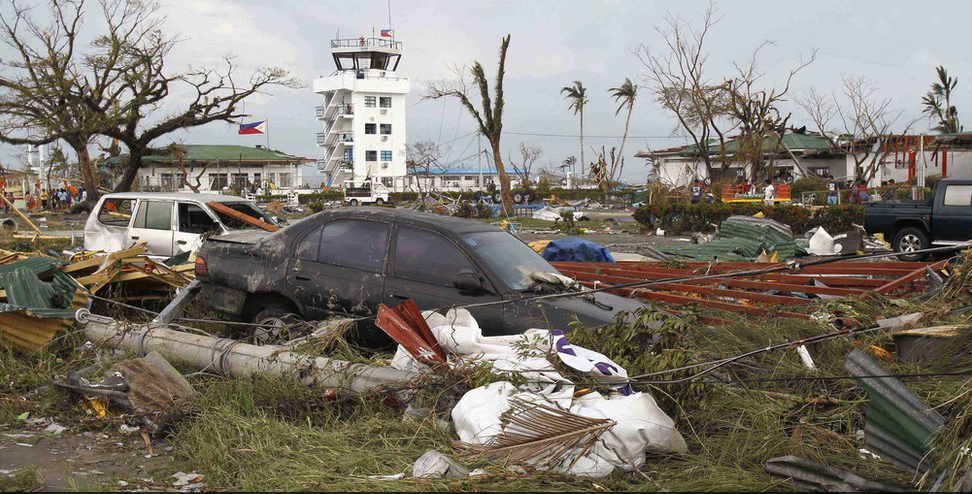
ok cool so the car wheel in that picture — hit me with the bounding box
[893,227,929,262]
[375,198,384,205]
[492,192,502,203]
[251,307,305,346]
[513,192,524,204]
[349,199,359,206]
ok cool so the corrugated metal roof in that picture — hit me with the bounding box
[0,261,83,352]
[844,348,944,474]
[106,144,307,165]
[658,216,799,261]
[0,257,66,276]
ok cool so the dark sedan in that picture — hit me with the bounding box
[194,208,648,344]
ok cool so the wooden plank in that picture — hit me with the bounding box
[207,201,279,232]
[874,260,949,295]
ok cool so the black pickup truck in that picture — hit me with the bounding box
[863,178,972,261]
[193,208,647,345]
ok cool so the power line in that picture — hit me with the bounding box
[504,131,686,139]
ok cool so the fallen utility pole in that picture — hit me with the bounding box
[77,310,417,394]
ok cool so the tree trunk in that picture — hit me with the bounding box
[490,138,514,216]
[579,108,585,181]
[114,145,146,193]
[75,146,100,199]
[616,107,633,182]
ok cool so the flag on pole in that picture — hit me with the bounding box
[380,29,393,37]
[238,120,267,135]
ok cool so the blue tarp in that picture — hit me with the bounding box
[541,237,616,263]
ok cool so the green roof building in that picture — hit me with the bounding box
[108,144,311,193]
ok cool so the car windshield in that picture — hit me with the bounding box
[214,202,277,230]
[462,231,558,291]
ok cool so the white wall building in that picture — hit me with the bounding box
[313,37,410,192]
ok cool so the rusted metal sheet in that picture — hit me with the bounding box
[552,259,944,321]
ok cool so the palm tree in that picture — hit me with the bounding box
[922,66,961,134]
[608,78,637,181]
[561,81,588,178]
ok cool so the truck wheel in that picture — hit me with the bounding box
[251,307,305,346]
[525,191,536,203]
[349,199,359,206]
[513,192,524,204]
[893,227,929,262]
[375,198,384,205]
[492,192,502,203]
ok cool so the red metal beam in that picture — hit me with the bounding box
[586,282,813,320]
[874,260,949,295]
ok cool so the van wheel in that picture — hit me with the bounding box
[375,198,384,205]
[349,199,359,206]
[251,308,305,346]
[893,227,929,262]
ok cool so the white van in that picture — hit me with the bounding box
[84,192,279,257]
[342,180,389,206]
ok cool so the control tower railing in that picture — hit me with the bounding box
[331,38,402,50]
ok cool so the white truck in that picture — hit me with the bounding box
[342,180,389,206]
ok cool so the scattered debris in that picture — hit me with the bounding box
[540,237,616,263]
[766,455,901,491]
[412,450,469,479]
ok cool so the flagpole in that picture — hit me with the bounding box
[265,118,270,150]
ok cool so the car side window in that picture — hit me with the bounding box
[132,201,173,230]
[295,225,323,261]
[393,227,476,287]
[97,198,135,227]
[943,185,972,206]
[318,220,389,272]
[178,203,220,234]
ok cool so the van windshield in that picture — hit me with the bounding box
[213,202,277,230]
[462,231,558,291]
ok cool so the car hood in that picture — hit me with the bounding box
[507,289,650,332]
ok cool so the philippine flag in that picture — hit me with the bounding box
[238,120,266,135]
[380,29,393,37]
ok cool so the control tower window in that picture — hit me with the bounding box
[379,97,392,108]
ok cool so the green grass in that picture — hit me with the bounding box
[0,468,41,492]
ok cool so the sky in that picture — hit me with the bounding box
[1,0,969,184]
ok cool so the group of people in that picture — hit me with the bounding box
[824,175,882,205]
[18,182,86,212]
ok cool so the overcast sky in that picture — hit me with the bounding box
[1,0,969,184]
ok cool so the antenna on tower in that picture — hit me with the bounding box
[387,0,392,31]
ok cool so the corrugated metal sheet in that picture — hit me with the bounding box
[0,261,83,352]
[0,257,66,276]
[659,216,799,261]
[844,349,945,474]
[765,455,900,491]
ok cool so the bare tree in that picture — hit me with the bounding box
[427,35,514,215]
[725,43,815,181]
[637,5,737,180]
[0,0,107,195]
[797,75,916,183]
[508,142,541,187]
[406,140,443,201]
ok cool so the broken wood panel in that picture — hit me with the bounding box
[583,282,813,319]
[207,201,279,232]
[874,260,950,295]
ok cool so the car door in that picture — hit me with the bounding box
[287,219,389,327]
[173,202,222,255]
[934,183,972,242]
[128,200,175,257]
[384,226,504,332]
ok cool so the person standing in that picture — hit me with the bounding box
[763,178,775,206]
[827,175,838,205]
[690,179,703,204]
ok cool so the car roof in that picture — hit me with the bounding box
[311,207,500,234]
[99,192,249,203]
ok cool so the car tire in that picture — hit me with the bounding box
[375,198,384,205]
[492,192,502,203]
[251,307,305,346]
[893,227,929,262]
[513,192,524,204]
[349,199,359,206]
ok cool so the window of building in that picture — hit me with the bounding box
[380,124,392,135]
[365,123,377,134]
[393,227,476,287]
[97,198,135,227]
[231,173,248,191]
[318,220,389,272]
[366,150,378,162]
[279,173,292,188]
[364,96,376,108]
[161,173,174,191]
[379,97,391,108]
[944,185,972,206]
[133,201,172,230]
[209,173,228,190]
[381,150,392,161]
